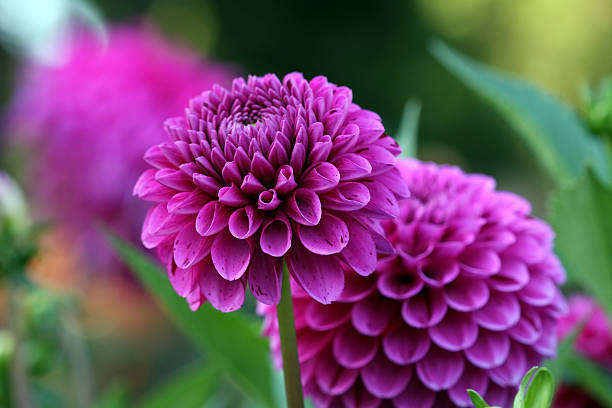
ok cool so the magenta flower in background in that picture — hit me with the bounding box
[552,295,612,408]
[134,72,407,312]
[6,24,235,272]
[557,295,612,367]
[259,158,567,407]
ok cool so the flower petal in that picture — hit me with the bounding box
[508,306,543,345]
[429,310,478,351]
[260,214,292,257]
[315,351,360,396]
[211,230,251,281]
[296,327,333,362]
[298,213,349,255]
[168,266,197,298]
[287,242,344,304]
[518,273,556,306]
[333,153,372,181]
[332,325,379,369]
[173,222,213,269]
[337,272,377,302]
[301,162,340,192]
[340,216,377,276]
[321,182,370,212]
[195,201,231,236]
[472,291,521,330]
[382,325,431,365]
[488,257,529,292]
[443,276,490,312]
[448,364,488,407]
[351,292,396,336]
[392,379,436,408]
[305,301,352,331]
[401,287,447,328]
[361,351,412,398]
[359,181,399,219]
[377,269,424,300]
[285,189,322,226]
[489,341,527,387]
[247,250,282,305]
[459,247,501,276]
[464,330,510,369]
[416,346,465,391]
[228,205,264,239]
[197,257,245,312]
[167,190,208,214]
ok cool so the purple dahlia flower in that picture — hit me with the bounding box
[134,72,407,312]
[6,24,235,272]
[259,158,567,408]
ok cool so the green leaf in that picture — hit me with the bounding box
[136,363,218,408]
[513,366,539,408]
[565,353,612,407]
[430,40,611,187]
[104,232,274,408]
[550,169,612,318]
[467,389,489,408]
[95,383,129,408]
[524,368,554,408]
[396,99,421,158]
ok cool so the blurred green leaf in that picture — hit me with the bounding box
[136,363,218,408]
[396,99,421,158]
[524,367,554,408]
[105,232,275,408]
[565,353,612,407]
[430,40,611,187]
[95,383,129,408]
[467,389,489,408]
[513,366,538,408]
[550,169,612,318]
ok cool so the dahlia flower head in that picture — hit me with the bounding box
[557,295,612,367]
[259,159,567,408]
[134,72,407,312]
[6,24,234,270]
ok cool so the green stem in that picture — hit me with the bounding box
[276,262,304,408]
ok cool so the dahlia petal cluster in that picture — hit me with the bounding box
[6,24,234,271]
[134,73,406,312]
[557,295,612,367]
[259,159,567,407]
[552,295,612,408]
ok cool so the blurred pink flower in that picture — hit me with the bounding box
[134,72,407,312]
[259,159,567,407]
[7,23,235,272]
[552,295,612,408]
[557,295,612,366]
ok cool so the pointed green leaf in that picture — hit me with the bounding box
[136,363,218,408]
[524,368,554,408]
[396,99,421,158]
[104,232,274,408]
[430,40,611,187]
[550,169,612,319]
[467,389,489,408]
[513,366,539,408]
